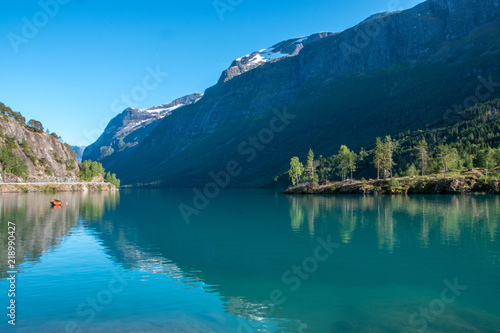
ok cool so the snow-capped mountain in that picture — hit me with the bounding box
[85,0,500,188]
[114,96,200,138]
[82,93,202,165]
[219,32,333,83]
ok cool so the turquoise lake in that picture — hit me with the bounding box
[1,190,500,332]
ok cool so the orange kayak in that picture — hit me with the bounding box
[50,200,62,206]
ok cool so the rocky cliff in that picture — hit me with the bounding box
[90,0,500,187]
[0,115,80,183]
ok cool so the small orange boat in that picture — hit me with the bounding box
[50,199,63,206]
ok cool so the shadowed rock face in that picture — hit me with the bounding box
[0,117,80,182]
[88,0,500,187]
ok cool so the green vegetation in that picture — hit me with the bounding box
[287,157,304,185]
[105,172,120,188]
[304,148,317,184]
[285,99,500,186]
[65,159,76,171]
[0,145,28,178]
[0,102,25,124]
[27,119,44,133]
[54,154,64,165]
[334,145,357,181]
[80,160,121,187]
[80,160,105,180]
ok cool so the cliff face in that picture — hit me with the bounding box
[92,0,500,187]
[0,116,80,182]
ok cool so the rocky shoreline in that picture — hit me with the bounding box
[0,182,118,193]
[283,170,500,195]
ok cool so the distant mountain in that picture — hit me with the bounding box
[89,0,500,188]
[71,145,85,162]
[82,94,202,168]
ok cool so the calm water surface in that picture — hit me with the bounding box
[0,190,499,332]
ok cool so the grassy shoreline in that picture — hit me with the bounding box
[283,169,500,195]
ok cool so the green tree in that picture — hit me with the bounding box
[80,160,107,181]
[90,161,104,178]
[305,149,316,183]
[405,164,418,177]
[381,135,397,178]
[415,138,429,176]
[80,160,93,181]
[436,145,461,176]
[105,172,120,187]
[464,154,474,170]
[348,151,357,179]
[358,147,368,161]
[0,146,28,178]
[287,157,304,185]
[27,119,44,133]
[373,137,384,180]
[317,155,331,180]
[334,145,354,181]
[484,147,497,178]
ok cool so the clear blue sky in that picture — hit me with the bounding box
[0,0,423,146]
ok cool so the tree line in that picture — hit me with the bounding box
[80,160,120,187]
[286,99,500,185]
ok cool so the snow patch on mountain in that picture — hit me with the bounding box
[140,103,185,115]
[219,32,333,82]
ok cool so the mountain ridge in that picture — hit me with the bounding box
[85,0,500,187]
[83,93,202,167]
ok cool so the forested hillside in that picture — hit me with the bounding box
[281,99,500,186]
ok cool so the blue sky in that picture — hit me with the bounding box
[0,0,423,146]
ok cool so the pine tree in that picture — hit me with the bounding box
[373,138,384,180]
[415,138,429,176]
[305,149,316,183]
[382,136,397,178]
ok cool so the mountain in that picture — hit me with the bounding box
[82,94,202,168]
[219,32,333,83]
[0,103,80,182]
[71,145,85,162]
[88,0,500,188]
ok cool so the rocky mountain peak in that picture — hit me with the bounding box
[82,93,203,164]
[218,32,333,83]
